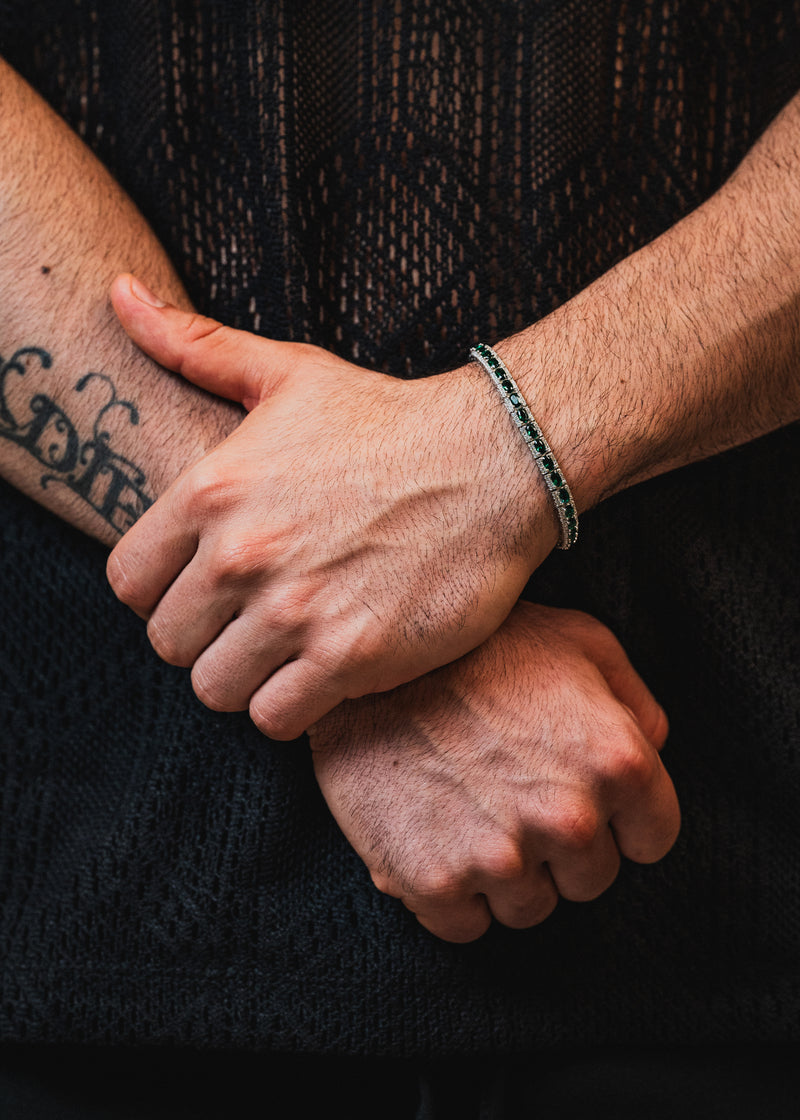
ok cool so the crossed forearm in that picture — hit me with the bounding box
[14,56,786,941]
[498,92,800,516]
[105,83,800,740]
[0,57,242,542]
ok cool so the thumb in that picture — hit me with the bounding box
[602,657,669,752]
[111,273,288,406]
[579,621,669,751]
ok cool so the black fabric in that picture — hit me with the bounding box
[1,0,799,1060]
[0,1046,420,1119]
[1,1044,798,1119]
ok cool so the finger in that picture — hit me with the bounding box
[189,611,297,713]
[480,860,559,930]
[106,499,198,618]
[404,892,493,944]
[543,824,622,902]
[618,679,669,752]
[143,555,243,669]
[111,273,293,406]
[609,751,681,864]
[248,658,350,741]
[583,625,669,750]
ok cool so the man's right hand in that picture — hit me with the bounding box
[310,603,680,943]
[106,284,560,741]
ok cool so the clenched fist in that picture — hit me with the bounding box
[310,604,680,942]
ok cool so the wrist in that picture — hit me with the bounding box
[469,342,579,549]
[491,101,800,516]
[484,320,601,523]
[429,360,561,573]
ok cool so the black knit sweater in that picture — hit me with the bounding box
[1,0,799,1056]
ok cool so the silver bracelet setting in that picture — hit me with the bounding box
[469,342,578,549]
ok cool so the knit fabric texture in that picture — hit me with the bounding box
[1,0,799,1056]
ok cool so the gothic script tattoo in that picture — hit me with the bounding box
[0,346,152,534]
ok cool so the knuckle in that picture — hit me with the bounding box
[183,312,225,344]
[207,537,264,585]
[180,315,233,363]
[249,697,305,742]
[409,868,469,906]
[146,616,187,666]
[370,870,398,897]
[183,461,233,515]
[430,912,491,944]
[574,859,622,903]
[650,704,670,750]
[530,891,559,924]
[640,800,682,864]
[479,838,527,884]
[604,731,658,792]
[562,607,608,645]
[543,801,602,853]
[265,580,316,621]
[191,663,240,713]
[502,890,559,929]
[562,607,596,632]
[413,900,491,944]
[661,808,682,856]
[249,704,277,738]
[106,550,144,609]
[308,633,372,697]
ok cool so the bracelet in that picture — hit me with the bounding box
[469,342,578,549]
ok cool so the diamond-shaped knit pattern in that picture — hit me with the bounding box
[1,0,799,1056]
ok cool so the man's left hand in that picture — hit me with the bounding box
[310,602,679,943]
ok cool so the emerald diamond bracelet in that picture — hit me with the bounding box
[469,342,578,550]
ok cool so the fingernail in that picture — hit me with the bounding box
[129,275,167,308]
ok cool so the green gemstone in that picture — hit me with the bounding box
[516,408,529,422]
[566,511,577,524]
[488,356,500,369]
[500,379,513,393]
[542,456,554,472]
[559,489,571,505]
[549,471,563,488]
[532,438,546,454]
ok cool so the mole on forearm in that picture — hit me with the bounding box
[0,343,152,535]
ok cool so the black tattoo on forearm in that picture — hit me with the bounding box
[0,346,153,533]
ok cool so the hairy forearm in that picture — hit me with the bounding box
[0,58,241,545]
[100,90,800,737]
[497,92,800,519]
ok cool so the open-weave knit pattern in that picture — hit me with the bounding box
[1,0,799,1055]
